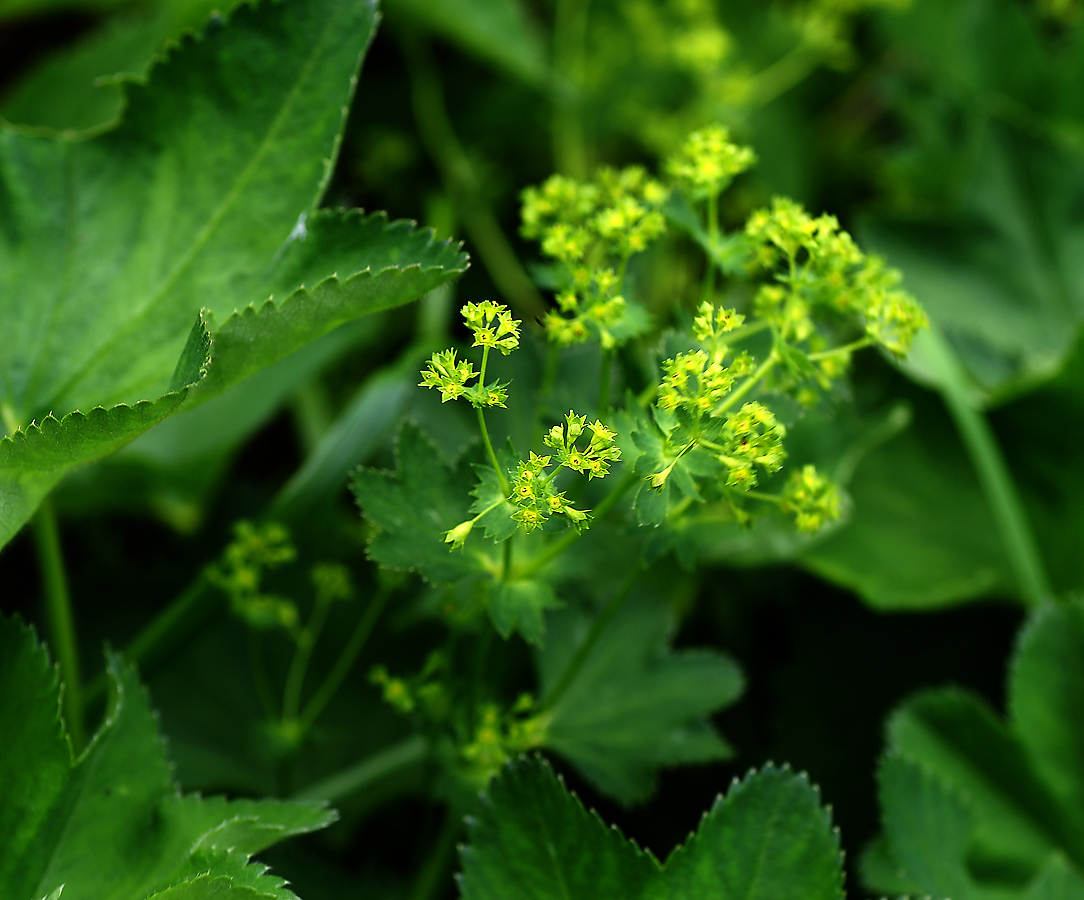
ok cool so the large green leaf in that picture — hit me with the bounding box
[0,0,469,548]
[0,614,334,900]
[457,756,845,900]
[869,599,1084,899]
[536,594,743,804]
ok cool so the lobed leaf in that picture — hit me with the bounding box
[0,614,335,900]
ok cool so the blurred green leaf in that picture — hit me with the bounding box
[488,579,560,645]
[386,0,547,86]
[536,593,743,805]
[0,614,334,900]
[870,599,1084,898]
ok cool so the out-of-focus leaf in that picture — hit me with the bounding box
[869,600,1084,899]
[535,593,743,804]
[386,0,547,86]
[488,579,560,645]
[0,614,334,900]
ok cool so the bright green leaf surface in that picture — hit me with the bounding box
[0,614,334,900]
[0,0,468,549]
[537,594,743,804]
[1027,857,1084,900]
[458,756,845,900]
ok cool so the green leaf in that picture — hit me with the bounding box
[536,594,743,804]
[457,755,659,900]
[470,463,518,542]
[0,614,334,900]
[878,755,977,900]
[1027,856,1084,900]
[386,0,548,86]
[458,756,845,900]
[801,395,1012,610]
[0,0,468,549]
[351,422,485,583]
[885,688,1083,881]
[1,0,239,132]
[1010,601,1084,834]
[488,579,561,645]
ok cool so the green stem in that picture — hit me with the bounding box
[552,0,591,177]
[476,407,508,495]
[501,537,513,581]
[300,587,392,731]
[32,499,85,752]
[923,327,1052,606]
[403,33,545,318]
[807,337,873,361]
[407,810,462,900]
[597,347,614,419]
[518,469,637,578]
[292,735,427,802]
[715,354,778,416]
[721,320,771,345]
[700,194,719,305]
[282,594,333,724]
[542,562,642,710]
[745,43,820,107]
[248,631,278,721]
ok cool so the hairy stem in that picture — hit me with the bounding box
[301,586,392,731]
[542,562,642,711]
[293,735,427,802]
[924,327,1052,606]
[32,499,85,751]
[403,33,545,318]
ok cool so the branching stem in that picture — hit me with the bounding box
[293,735,427,802]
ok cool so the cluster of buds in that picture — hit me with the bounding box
[745,196,928,359]
[461,696,547,787]
[420,302,521,408]
[207,520,299,634]
[665,125,757,201]
[781,464,843,534]
[716,402,787,489]
[522,166,667,348]
[692,300,745,345]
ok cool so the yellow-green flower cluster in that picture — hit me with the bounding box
[522,166,667,348]
[781,464,842,533]
[658,349,753,414]
[505,413,620,533]
[462,300,521,355]
[692,300,745,345]
[666,125,756,200]
[207,521,299,633]
[716,402,787,489]
[745,197,928,357]
[419,302,521,408]
[543,412,621,479]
